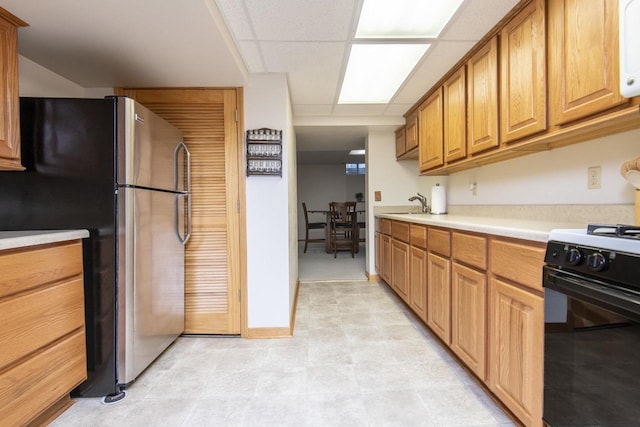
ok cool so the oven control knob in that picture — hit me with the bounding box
[566,248,583,265]
[586,252,607,271]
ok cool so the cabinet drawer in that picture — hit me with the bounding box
[391,221,410,243]
[410,224,427,249]
[428,227,451,257]
[0,241,83,299]
[490,238,545,291]
[0,277,85,370]
[376,218,392,235]
[0,330,87,427]
[452,232,487,270]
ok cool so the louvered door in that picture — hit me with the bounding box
[115,88,243,334]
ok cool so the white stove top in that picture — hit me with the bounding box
[548,228,640,254]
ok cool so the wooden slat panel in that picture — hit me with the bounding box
[117,88,241,334]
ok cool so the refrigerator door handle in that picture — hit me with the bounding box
[174,141,191,193]
[175,193,192,245]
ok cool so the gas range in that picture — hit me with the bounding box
[543,224,640,427]
[545,224,640,292]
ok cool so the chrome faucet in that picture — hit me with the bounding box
[408,192,430,213]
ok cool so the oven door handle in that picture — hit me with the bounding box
[545,269,640,321]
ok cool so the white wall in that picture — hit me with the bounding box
[244,73,295,329]
[19,55,113,98]
[447,129,640,205]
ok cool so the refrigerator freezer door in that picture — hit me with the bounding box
[117,98,186,192]
[117,187,185,385]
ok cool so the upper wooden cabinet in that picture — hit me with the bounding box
[467,36,499,155]
[548,0,626,125]
[396,111,419,160]
[0,8,27,171]
[444,66,467,163]
[500,0,547,143]
[418,87,444,172]
[395,125,406,158]
[405,111,418,153]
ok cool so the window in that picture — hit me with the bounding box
[346,163,366,175]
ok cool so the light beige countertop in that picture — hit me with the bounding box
[0,230,90,251]
[375,213,584,242]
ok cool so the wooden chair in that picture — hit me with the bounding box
[329,201,358,258]
[302,202,326,253]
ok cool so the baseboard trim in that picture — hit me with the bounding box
[245,327,292,339]
[367,272,380,282]
[290,279,300,335]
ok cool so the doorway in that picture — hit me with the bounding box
[296,126,368,282]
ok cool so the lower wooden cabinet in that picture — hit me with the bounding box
[0,240,87,426]
[381,234,392,284]
[375,218,545,427]
[451,262,486,380]
[488,277,544,427]
[391,239,410,303]
[409,246,427,322]
[426,252,451,344]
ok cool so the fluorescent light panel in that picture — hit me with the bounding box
[356,0,465,38]
[349,149,366,155]
[339,43,430,104]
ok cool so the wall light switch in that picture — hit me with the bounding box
[374,191,381,201]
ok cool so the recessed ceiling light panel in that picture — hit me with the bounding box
[356,0,465,39]
[338,44,430,104]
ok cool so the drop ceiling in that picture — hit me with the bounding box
[0,0,520,162]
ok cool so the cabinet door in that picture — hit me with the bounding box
[405,111,419,152]
[391,239,410,303]
[381,234,392,284]
[409,246,427,322]
[427,252,451,344]
[419,88,444,171]
[0,14,22,171]
[548,0,625,125]
[451,263,486,380]
[488,278,543,427]
[467,36,499,155]
[395,126,406,158]
[444,66,467,162]
[500,0,546,143]
[374,232,381,277]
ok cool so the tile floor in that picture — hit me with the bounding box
[51,277,515,427]
[298,240,367,282]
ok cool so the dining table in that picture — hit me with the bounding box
[307,207,364,254]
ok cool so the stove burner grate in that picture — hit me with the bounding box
[587,224,640,239]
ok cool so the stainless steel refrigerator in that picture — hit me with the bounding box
[0,96,190,401]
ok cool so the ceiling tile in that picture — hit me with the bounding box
[261,41,345,104]
[441,0,520,41]
[393,40,477,105]
[293,104,334,116]
[244,0,357,41]
[216,0,255,40]
[383,103,414,116]
[239,41,265,73]
[332,104,388,116]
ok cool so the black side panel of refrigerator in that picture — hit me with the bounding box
[0,97,118,397]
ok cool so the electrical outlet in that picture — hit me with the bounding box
[374,191,381,201]
[588,166,601,189]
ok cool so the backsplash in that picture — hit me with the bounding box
[448,204,634,225]
[374,204,634,226]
